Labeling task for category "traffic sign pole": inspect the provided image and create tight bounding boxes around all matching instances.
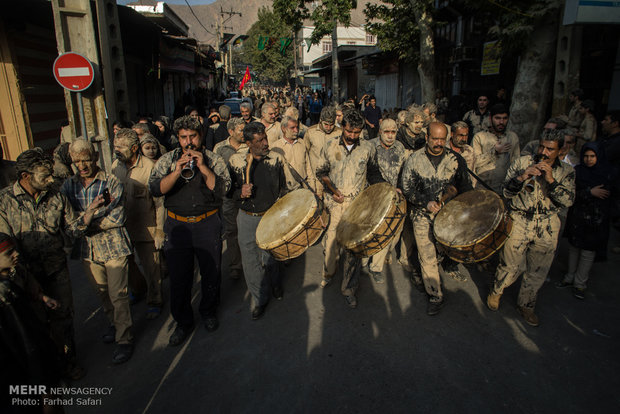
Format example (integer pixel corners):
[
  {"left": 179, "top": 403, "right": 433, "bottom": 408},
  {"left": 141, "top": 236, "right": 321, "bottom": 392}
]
[{"left": 76, "top": 92, "right": 87, "bottom": 140}]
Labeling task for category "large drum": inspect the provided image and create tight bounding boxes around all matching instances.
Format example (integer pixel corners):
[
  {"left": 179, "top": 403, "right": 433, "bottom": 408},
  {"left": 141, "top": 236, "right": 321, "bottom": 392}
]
[
  {"left": 433, "top": 190, "right": 512, "bottom": 263},
  {"left": 256, "top": 188, "right": 329, "bottom": 261},
  {"left": 336, "top": 182, "right": 407, "bottom": 257}
]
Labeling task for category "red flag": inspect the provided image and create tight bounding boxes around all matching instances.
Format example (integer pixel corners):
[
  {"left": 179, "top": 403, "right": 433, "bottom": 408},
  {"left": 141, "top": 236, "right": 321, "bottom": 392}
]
[{"left": 239, "top": 66, "right": 251, "bottom": 90}]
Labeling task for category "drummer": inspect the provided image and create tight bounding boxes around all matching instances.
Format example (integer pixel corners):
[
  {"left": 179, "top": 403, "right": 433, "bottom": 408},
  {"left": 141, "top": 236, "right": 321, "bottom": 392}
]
[
  {"left": 366, "top": 119, "right": 408, "bottom": 283},
  {"left": 400, "top": 122, "right": 472, "bottom": 316},
  {"left": 315, "top": 108, "right": 377, "bottom": 308},
  {"left": 228, "top": 122, "right": 298, "bottom": 320}
]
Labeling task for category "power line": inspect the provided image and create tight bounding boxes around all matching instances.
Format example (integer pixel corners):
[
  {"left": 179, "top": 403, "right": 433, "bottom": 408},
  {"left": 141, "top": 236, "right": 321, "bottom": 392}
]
[{"left": 184, "top": 0, "right": 215, "bottom": 36}]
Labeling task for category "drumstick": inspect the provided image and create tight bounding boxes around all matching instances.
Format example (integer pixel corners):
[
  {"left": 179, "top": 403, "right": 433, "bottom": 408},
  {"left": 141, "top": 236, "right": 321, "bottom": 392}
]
[
  {"left": 439, "top": 185, "right": 458, "bottom": 205},
  {"left": 245, "top": 153, "right": 253, "bottom": 185}
]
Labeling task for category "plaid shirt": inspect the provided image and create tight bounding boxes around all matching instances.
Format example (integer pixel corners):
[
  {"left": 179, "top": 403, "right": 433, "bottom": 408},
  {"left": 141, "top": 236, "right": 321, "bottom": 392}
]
[{"left": 61, "top": 170, "right": 132, "bottom": 262}]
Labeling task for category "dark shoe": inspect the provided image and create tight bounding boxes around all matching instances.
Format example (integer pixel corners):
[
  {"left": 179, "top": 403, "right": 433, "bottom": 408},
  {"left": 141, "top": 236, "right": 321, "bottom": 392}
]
[
  {"left": 252, "top": 305, "right": 267, "bottom": 320},
  {"left": 102, "top": 325, "right": 116, "bottom": 344},
  {"left": 369, "top": 270, "right": 384, "bottom": 284},
  {"left": 204, "top": 317, "right": 219, "bottom": 332},
  {"left": 272, "top": 286, "right": 284, "bottom": 300},
  {"left": 573, "top": 287, "right": 586, "bottom": 300},
  {"left": 112, "top": 343, "right": 133, "bottom": 365},
  {"left": 427, "top": 298, "right": 444, "bottom": 316},
  {"left": 62, "top": 362, "right": 86, "bottom": 381},
  {"left": 168, "top": 325, "right": 193, "bottom": 346},
  {"left": 518, "top": 306, "right": 539, "bottom": 327},
  {"left": 344, "top": 294, "right": 357, "bottom": 309},
  {"left": 556, "top": 280, "right": 572, "bottom": 289}
]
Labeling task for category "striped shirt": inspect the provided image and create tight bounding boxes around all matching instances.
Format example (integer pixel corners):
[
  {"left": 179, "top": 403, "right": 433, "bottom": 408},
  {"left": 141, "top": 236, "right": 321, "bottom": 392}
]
[{"left": 61, "top": 170, "right": 132, "bottom": 262}]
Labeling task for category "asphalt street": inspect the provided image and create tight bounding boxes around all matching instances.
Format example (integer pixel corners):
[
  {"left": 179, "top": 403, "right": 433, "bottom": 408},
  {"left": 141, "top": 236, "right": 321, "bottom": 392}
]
[{"left": 62, "top": 229, "right": 620, "bottom": 414}]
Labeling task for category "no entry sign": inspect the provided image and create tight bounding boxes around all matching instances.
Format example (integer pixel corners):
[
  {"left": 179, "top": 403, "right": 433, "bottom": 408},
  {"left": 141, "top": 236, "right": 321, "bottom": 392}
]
[{"left": 53, "top": 52, "right": 94, "bottom": 92}]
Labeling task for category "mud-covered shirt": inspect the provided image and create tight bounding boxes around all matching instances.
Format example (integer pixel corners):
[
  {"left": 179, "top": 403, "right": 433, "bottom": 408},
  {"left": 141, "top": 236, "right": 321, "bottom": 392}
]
[
  {"left": 368, "top": 138, "right": 407, "bottom": 187},
  {"left": 400, "top": 148, "right": 473, "bottom": 216},
  {"left": 0, "top": 182, "right": 88, "bottom": 278},
  {"left": 503, "top": 155, "right": 575, "bottom": 217},
  {"left": 472, "top": 130, "right": 520, "bottom": 192},
  {"left": 315, "top": 137, "right": 377, "bottom": 198},
  {"left": 305, "top": 124, "right": 342, "bottom": 176}
]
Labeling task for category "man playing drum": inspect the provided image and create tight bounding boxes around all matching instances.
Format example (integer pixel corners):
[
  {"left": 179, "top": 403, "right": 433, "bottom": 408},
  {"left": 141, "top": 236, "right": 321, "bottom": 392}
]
[
  {"left": 366, "top": 119, "right": 408, "bottom": 283},
  {"left": 486, "top": 129, "right": 575, "bottom": 327},
  {"left": 228, "top": 122, "right": 298, "bottom": 320},
  {"left": 315, "top": 109, "right": 377, "bottom": 308},
  {"left": 400, "top": 122, "right": 472, "bottom": 316}
]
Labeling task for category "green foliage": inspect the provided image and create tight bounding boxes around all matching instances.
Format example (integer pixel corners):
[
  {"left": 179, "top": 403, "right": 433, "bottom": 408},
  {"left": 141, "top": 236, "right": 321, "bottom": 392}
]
[
  {"left": 364, "top": 0, "right": 420, "bottom": 62},
  {"left": 243, "top": 6, "right": 294, "bottom": 84},
  {"left": 480, "top": 0, "right": 563, "bottom": 53},
  {"left": 272, "top": 0, "right": 358, "bottom": 45},
  {"left": 364, "top": 0, "right": 562, "bottom": 61}
]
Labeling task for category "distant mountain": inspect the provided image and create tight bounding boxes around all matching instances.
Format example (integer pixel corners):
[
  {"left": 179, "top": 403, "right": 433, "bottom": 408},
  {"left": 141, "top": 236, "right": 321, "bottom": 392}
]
[
  {"left": 166, "top": 0, "right": 380, "bottom": 46},
  {"left": 168, "top": 0, "right": 268, "bottom": 45}
]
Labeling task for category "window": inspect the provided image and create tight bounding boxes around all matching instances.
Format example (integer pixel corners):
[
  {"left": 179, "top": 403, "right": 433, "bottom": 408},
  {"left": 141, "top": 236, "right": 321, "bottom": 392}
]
[
  {"left": 322, "top": 41, "right": 332, "bottom": 53},
  {"left": 365, "top": 33, "right": 376, "bottom": 44}
]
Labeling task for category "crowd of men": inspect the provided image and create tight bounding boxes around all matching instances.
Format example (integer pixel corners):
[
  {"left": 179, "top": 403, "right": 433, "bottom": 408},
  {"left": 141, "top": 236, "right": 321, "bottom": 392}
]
[{"left": 1, "top": 84, "right": 619, "bottom": 406}]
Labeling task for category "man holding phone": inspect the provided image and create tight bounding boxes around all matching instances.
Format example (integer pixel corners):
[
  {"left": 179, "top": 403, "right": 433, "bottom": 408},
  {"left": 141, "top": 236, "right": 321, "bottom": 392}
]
[
  {"left": 61, "top": 139, "right": 135, "bottom": 364},
  {"left": 149, "top": 115, "right": 231, "bottom": 346}
]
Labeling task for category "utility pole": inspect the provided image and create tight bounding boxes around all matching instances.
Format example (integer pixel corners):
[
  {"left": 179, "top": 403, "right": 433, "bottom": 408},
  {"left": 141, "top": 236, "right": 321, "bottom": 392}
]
[
  {"left": 331, "top": 20, "right": 339, "bottom": 102},
  {"left": 293, "top": 31, "right": 298, "bottom": 87},
  {"left": 213, "top": 7, "right": 241, "bottom": 92}
]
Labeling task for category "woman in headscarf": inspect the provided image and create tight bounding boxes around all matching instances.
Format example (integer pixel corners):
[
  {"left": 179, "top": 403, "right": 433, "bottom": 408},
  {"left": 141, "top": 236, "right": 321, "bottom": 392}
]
[
  {"left": 558, "top": 142, "right": 618, "bottom": 299},
  {"left": 154, "top": 116, "right": 178, "bottom": 150},
  {"left": 140, "top": 133, "right": 163, "bottom": 161}
]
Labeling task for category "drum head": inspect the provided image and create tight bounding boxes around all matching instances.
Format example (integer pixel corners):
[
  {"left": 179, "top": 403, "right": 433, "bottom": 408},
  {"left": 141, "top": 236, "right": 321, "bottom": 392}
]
[
  {"left": 256, "top": 189, "right": 318, "bottom": 250},
  {"left": 433, "top": 190, "right": 504, "bottom": 247},
  {"left": 337, "top": 182, "right": 397, "bottom": 248}
]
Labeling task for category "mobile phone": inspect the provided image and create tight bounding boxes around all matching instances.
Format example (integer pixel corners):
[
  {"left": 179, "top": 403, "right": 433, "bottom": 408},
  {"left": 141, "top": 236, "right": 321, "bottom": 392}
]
[{"left": 102, "top": 188, "right": 111, "bottom": 206}]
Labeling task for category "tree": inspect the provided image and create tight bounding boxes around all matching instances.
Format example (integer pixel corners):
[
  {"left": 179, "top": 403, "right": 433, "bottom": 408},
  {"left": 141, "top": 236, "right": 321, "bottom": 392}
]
[
  {"left": 482, "top": 0, "right": 564, "bottom": 144},
  {"left": 365, "top": 0, "right": 437, "bottom": 103},
  {"left": 243, "top": 7, "right": 294, "bottom": 84},
  {"left": 366, "top": 0, "right": 563, "bottom": 142},
  {"left": 273, "top": 0, "right": 358, "bottom": 101}
]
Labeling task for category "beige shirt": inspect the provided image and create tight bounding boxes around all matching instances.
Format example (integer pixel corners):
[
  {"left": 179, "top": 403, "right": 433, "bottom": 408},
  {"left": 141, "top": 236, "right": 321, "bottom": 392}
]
[
  {"left": 472, "top": 130, "right": 520, "bottom": 192},
  {"left": 264, "top": 121, "right": 282, "bottom": 145},
  {"left": 111, "top": 155, "right": 164, "bottom": 242},
  {"left": 213, "top": 137, "right": 248, "bottom": 163},
  {"left": 305, "top": 124, "right": 342, "bottom": 174},
  {"left": 271, "top": 137, "right": 314, "bottom": 190}
]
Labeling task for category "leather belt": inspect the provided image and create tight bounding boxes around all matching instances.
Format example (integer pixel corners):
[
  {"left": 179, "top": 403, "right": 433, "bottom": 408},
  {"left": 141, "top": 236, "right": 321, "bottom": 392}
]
[
  {"left": 168, "top": 209, "right": 218, "bottom": 223},
  {"left": 243, "top": 210, "right": 266, "bottom": 217}
]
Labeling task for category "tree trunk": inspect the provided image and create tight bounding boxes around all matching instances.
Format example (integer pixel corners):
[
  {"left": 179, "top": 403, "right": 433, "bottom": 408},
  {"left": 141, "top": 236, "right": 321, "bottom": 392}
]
[
  {"left": 331, "top": 21, "right": 339, "bottom": 102},
  {"left": 509, "top": 14, "right": 559, "bottom": 145},
  {"left": 413, "top": 4, "right": 435, "bottom": 104}
]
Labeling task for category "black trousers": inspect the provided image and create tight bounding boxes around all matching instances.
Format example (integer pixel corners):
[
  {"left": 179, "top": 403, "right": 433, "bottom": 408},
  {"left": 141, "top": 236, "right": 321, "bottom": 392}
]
[{"left": 163, "top": 214, "right": 222, "bottom": 327}]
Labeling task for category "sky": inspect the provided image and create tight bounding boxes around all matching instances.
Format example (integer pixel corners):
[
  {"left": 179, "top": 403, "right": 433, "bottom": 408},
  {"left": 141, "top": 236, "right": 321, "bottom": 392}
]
[{"left": 117, "top": 1, "right": 216, "bottom": 5}]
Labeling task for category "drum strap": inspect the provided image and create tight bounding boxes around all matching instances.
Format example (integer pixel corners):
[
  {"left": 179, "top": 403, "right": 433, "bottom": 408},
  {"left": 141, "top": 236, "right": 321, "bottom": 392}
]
[
  {"left": 279, "top": 157, "right": 328, "bottom": 229},
  {"left": 464, "top": 166, "right": 501, "bottom": 196}
]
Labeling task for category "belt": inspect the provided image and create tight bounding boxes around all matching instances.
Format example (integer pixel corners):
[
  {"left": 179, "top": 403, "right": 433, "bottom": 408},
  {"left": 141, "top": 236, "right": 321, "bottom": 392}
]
[
  {"left": 243, "top": 210, "right": 266, "bottom": 217},
  {"left": 168, "top": 209, "right": 218, "bottom": 223}
]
